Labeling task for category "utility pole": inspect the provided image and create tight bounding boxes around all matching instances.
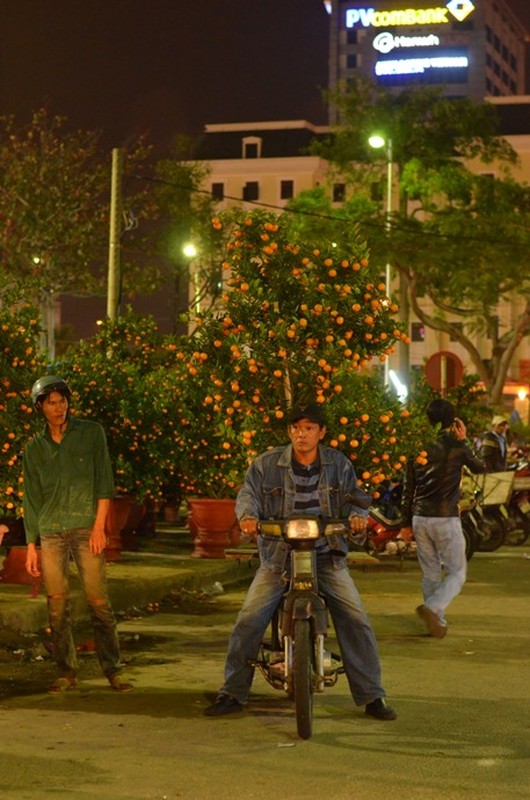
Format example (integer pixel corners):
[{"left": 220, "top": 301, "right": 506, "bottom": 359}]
[{"left": 106, "top": 148, "right": 124, "bottom": 320}]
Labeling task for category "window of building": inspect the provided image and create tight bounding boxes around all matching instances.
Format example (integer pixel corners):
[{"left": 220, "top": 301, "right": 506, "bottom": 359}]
[
  {"left": 347, "top": 29, "right": 357, "bottom": 44},
  {"left": 502, "top": 45, "right": 508, "bottom": 62},
  {"left": 347, "top": 54, "right": 357, "bottom": 69},
  {"left": 494, "top": 61, "right": 501, "bottom": 76},
  {"left": 510, "top": 55, "right": 517, "bottom": 71},
  {"left": 243, "top": 181, "right": 259, "bottom": 201},
  {"left": 493, "top": 34, "right": 500, "bottom": 52},
  {"left": 280, "top": 179, "right": 294, "bottom": 200},
  {"left": 502, "top": 71, "right": 509, "bottom": 85},
  {"left": 411, "top": 323, "right": 425, "bottom": 342},
  {"left": 211, "top": 182, "right": 224, "bottom": 201},
  {"left": 333, "top": 183, "right": 346, "bottom": 202},
  {"left": 242, "top": 136, "right": 262, "bottom": 159}
]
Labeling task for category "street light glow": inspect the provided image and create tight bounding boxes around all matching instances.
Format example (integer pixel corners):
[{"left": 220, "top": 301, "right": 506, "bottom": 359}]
[
  {"left": 389, "top": 370, "right": 408, "bottom": 402},
  {"left": 183, "top": 243, "right": 197, "bottom": 259},
  {"left": 368, "top": 134, "right": 386, "bottom": 150}
]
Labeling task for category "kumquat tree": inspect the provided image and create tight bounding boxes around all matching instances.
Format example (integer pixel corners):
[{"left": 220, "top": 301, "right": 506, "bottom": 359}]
[
  {"left": 0, "top": 286, "right": 45, "bottom": 518},
  {"left": 56, "top": 309, "right": 185, "bottom": 505},
  {"left": 174, "top": 209, "right": 430, "bottom": 500}
]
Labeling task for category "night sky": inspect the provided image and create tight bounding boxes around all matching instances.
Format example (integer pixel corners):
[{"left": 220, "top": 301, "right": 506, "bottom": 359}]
[
  {"left": 1, "top": 1, "right": 527, "bottom": 154},
  {"left": 0, "top": 0, "right": 329, "bottom": 151}
]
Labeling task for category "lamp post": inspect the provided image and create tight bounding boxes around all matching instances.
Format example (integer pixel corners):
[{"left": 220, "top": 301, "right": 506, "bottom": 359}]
[
  {"left": 183, "top": 242, "right": 201, "bottom": 316},
  {"left": 368, "top": 134, "right": 393, "bottom": 387}
]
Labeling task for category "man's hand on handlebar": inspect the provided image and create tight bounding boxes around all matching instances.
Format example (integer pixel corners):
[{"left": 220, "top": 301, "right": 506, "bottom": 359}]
[
  {"left": 347, "top": 513, "right": 368, "bottom": 546},
  {"left": 239, "top": 517, "right": 259, "bottom": 542}
]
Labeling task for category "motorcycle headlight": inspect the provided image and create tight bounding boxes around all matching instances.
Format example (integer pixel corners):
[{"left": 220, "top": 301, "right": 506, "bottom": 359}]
[{"left": 285, "top": 518, "right": 321, "bottom": 540}]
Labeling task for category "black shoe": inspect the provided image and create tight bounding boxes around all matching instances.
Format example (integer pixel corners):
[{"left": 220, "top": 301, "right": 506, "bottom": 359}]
[
  {"left": 365, "top": 698, "right": 397, "bottom": 721},
  {"left": 205, "top": 694, "right": 244, "bottom": 717}
]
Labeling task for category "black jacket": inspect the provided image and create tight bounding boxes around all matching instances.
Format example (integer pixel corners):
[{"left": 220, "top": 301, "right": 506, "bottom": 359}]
[
  {"left": 480, "top": 431, "right": 507, "bottom": 472},
  {"left": 401, "top": 430, "right": 485, "bottom": 524}
]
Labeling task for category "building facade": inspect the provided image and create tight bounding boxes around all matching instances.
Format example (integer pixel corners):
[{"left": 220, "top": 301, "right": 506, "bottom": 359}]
[{"left": 327, "top": 0, "right": 528, "bottom": 119}]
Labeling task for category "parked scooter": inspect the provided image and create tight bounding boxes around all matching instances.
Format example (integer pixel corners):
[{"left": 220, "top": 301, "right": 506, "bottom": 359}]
[
  {"left": 460, "top": 463, "right": 530, "bottom": 549},
  {"left": 365, "top": 505, "right": 417, "bottom": 558},
  {"left": 365, "top": 480, "right": 476, "bottom": 560},
  {"left": 252, "top": 514, "right": 363, "bottom": 740},
  {"left": 503, "top": 459, "right": 530, "bottom": 546}
]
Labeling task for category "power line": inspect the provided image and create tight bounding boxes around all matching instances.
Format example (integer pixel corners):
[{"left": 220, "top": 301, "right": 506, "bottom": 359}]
[{"left": 132, "top": 173, "right": 530, "bottom": 251}]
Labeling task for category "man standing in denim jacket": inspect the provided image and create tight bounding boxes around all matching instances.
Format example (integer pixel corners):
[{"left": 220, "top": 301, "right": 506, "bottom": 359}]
[{"left": 205, "top": 403, "right": 397, "bottom": 720}]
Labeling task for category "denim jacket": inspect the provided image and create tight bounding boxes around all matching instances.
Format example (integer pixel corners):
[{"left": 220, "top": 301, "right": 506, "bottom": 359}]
[{"left": 235, "top": 444, "right": 369, "bottom": 573}]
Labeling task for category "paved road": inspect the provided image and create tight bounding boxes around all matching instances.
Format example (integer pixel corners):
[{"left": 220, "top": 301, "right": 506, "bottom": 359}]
[{"left": 0, "top": 549, "right": 529, "bottom": 799}]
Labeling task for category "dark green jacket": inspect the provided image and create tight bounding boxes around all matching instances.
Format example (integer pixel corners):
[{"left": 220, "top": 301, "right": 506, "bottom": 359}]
[{"left": 23, "top": 417, "right": 115, "bottom": 544}]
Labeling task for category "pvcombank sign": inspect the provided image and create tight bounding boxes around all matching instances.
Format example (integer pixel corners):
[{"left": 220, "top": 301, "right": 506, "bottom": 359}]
[{"left": 346, "top": 0, "right": 476, "bottom": 28}]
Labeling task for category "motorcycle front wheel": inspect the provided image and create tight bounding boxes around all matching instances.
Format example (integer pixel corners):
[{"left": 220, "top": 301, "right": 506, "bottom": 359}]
[{"left": 294, "top": 619, "right": 313, "bottom": 740}]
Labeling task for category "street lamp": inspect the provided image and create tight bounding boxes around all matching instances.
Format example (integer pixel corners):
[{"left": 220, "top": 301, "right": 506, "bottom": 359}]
[
  {"left": 368, "top": 134, "right": 393, "bottom": 387},
  {"left": 182, "top": 242, "right": 201, "bottom": 315}
]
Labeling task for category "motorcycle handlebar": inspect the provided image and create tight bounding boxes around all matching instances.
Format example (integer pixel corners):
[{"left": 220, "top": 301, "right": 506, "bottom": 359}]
[{"left": 258, "top": 517, "right": 349, "bottom": 538}]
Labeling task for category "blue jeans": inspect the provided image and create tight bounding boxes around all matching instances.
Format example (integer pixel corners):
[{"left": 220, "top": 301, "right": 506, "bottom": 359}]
[
  {"left": 220, "top": 551, "right": 386, "bottom": 706},
  {"left": 40, "top": 528, "right": 121, "bottom": 678},
  {"left": 413, "top": 515, "right": 467, "bottom": 626}
]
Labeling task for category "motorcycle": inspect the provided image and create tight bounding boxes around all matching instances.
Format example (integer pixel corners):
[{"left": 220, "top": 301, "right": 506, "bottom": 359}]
[
  {"left": 363, "top": 481, "right": 415, "bottom": 558},
  {"left": 503, "top": 459, "right": 530, "bottom": 546},
  {"left": 365, "top": 480, "right": 476, "bottom": 560},
  {"left": 252, "top": 514, "right": 360, "bottom": 740},
  {"left": 366, "top": 501, "right": 476, "bottom": 561},
  {"left": 365, "top": 506, "right": 417, "bottom": 558},
  {"left": 460, "top": 464, "right": 530, "bottom": 550}
]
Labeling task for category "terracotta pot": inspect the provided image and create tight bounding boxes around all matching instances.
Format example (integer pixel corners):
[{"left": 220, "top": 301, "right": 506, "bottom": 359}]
[
  {"left": 105, "top": 496, "right": 133, "bottom": 561},
  {"left": 120, "top": 500, "right": 146, "bottom": 551},
  {"left": 188, "top": 498, "right": 237, "bottom": 558}
]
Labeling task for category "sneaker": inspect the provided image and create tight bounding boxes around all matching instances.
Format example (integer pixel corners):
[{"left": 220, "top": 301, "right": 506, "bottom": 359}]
[
  {"left": 365, "top": 698, "right": 398, "bottom": 721},
  {"left": 416, "top": 604, "right": 447, "bottom": 639},
  {"left": 205, "top": 694, "right": 244, "bottom": 716},
  {"left": 108, "top": 673, "right": 134, "bottom": 693}
]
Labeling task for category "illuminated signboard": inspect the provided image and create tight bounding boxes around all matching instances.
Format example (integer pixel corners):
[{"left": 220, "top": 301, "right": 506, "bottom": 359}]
[
  {"left": 375, "top": 55, "right": 468, "bottom": 75},
  {"left": 346, "top": 0, "right": 476, "bottom": 28},
  {"left": 373, "top": 32, "right": 440, "bottom": 54}
]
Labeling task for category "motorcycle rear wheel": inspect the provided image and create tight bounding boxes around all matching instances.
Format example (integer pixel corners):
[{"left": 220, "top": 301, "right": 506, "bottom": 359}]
[
  {"left": 476, "top": 509, "right": 507, "bottom": 552},
  {"left": 504, "top": 506, "right": 530, "bottom": 546},
  {"left": 294, "top": 619, "right": 313, "bottom": 740}
]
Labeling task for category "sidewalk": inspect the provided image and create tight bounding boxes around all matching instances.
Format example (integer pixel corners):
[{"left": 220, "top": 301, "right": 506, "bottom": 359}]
[
  {"left": 0, "top": 520, "right": 383, "bottom": 635},
  {"left": 0, "top": 523, "right": 258, "bottom": 634}
]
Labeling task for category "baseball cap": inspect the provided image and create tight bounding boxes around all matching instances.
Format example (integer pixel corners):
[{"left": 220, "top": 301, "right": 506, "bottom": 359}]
[
  {"left": 287, "top": 403, "right": 326, "bottom": 426},
  {"left": 491, "top": 415, "right": 508, "bottom": 426}
]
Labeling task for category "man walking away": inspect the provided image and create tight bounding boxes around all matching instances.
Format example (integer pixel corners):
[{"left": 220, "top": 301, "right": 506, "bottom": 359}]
[{"left": 400, "top": 399, "right": 485, "bottom": 639}]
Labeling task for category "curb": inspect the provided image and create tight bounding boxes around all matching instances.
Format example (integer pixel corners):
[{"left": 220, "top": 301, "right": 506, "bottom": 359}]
[{"left": 0, "top": 538, "right": 257, "bottom": 634}]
